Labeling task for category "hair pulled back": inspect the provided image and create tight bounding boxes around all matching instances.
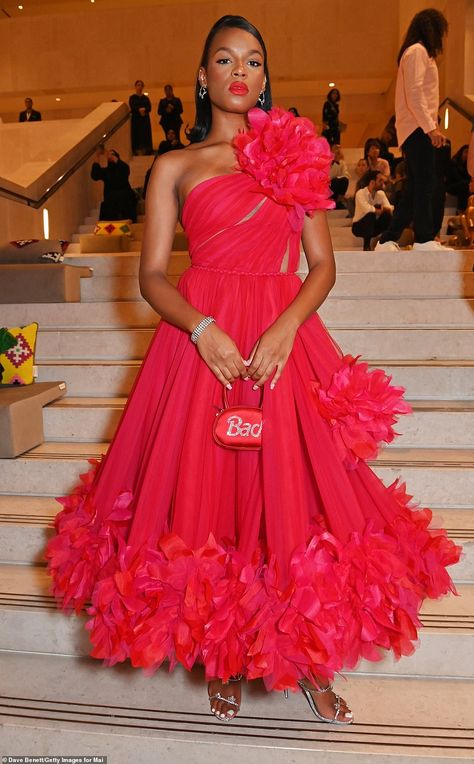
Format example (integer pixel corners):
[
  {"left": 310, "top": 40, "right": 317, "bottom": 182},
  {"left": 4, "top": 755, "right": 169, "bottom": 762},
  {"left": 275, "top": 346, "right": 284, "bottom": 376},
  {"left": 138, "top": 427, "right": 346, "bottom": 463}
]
[{"left": 186, "top": 14, "right": 272, "bottom": 143}]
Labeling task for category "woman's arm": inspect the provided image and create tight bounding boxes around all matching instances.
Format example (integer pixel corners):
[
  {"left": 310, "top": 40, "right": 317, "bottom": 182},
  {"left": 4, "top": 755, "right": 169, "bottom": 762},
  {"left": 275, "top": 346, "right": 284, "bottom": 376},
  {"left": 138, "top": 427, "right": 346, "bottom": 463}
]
[
  {"left": 246, "top": 211, "right": 335, "bottom": 389},
  {"left": 139, "top": 154, "right": 247, "bottom": 387}
]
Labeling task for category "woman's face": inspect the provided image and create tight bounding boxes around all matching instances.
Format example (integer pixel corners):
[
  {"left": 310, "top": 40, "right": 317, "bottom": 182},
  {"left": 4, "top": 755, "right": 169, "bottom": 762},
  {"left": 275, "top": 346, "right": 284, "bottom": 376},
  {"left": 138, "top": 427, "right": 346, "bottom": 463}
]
[
  {"left": 329, "top": 89, "right": 339, "bottom": 103},
  {"left": 135, "top": 81, "right": 144, "bottom": 94},
  {"left": 356, "top": 158, "right": 368, "bottom": 176},
  {"left": 368, "top": 144, "right": 380, "bottom": 159},
  {"left": 199, "top": 27, "right": 266, "bottom": 115}
]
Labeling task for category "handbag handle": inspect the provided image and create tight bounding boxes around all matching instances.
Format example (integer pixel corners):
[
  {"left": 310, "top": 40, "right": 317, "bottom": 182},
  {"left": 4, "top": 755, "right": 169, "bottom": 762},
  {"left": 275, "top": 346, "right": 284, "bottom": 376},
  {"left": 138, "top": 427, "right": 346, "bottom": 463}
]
[{"left": 222, "top": 382, "right": 264, "bottom": 410}]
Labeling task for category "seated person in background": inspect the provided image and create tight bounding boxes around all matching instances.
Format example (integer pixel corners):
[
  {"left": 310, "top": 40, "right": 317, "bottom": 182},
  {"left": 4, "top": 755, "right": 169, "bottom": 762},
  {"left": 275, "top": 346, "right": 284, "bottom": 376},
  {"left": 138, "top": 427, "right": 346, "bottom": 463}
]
[
  {"left": 388, "top": 160, "right": 407, "bottom": 207},
  {"left": 91, "top": 147, "right": 137, "bottom": 223},
  {"left": 345, "top": 158, "right": 369, "bottom": 217},
  {"left": 351, "top": 170, "right": 394, "bottom": 250},
  {"left": 157, "top": 128, "right": 185, "bottom": 155},
  {"left": 379, "top": 127, "right": 397, "bottom": 174},
  {"left": 288, "top": 106, "right": 301, "bottom": 117},
  {"left": 329, "top": 144, "right": 350, "bottom": 209},
  {"left": 446, "top": 144, "right": 471, "bottom": 212},
  {"left": 364, "top": 138, "right": 391, "bottom": 178},
  {"left": 19, "top": 97, "right": 41, "bottom": 122}
]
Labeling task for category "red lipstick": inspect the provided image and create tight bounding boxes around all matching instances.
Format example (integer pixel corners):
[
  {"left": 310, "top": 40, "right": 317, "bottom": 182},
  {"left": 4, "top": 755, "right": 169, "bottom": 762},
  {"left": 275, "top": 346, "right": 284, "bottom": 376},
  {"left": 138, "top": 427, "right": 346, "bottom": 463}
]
[{"left": 229, "top": 82, "right": 249, "bottom": 95}]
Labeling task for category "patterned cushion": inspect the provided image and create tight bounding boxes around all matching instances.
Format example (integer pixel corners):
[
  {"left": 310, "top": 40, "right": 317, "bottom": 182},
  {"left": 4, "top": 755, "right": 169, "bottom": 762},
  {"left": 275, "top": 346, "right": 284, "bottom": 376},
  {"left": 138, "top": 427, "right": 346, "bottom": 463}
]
[
  {"left": 0, "top": 239, "right": 69, "bottom": 264},
  {"left": 0, "top": 323, "right": 38, "bottom": 385},
  {"left": 94, "top": 220, "right": 132, "bottom": 236}
]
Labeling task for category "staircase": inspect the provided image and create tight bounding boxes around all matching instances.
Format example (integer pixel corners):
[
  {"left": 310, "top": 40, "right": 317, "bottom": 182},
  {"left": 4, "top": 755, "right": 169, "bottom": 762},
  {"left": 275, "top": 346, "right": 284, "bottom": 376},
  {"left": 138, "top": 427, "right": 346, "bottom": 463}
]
[{"left": 1, "top": 158, "right": 473, "bottom": 760}]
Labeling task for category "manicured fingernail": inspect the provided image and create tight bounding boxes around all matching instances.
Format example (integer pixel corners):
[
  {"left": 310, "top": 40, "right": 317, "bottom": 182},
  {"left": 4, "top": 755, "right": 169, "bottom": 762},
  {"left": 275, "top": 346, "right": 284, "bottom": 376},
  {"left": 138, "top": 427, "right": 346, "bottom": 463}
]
[
  {"left": 243, "top": 359, "right": 251, "bottom": 365},
  {"left": 219, "top": 713, "right": 225, "bottom": 718},
  {"left": 226, "top": 383, "right": 232, "bottom": 390},
  {"left": 253, "top": 384, "right": 258, "bottom": 390},
  {"left": 270, "top": 382, "right": 275, "bottom": 390},
  {"left": 243, "top": 376, "right": 249, "bottom": 380}
]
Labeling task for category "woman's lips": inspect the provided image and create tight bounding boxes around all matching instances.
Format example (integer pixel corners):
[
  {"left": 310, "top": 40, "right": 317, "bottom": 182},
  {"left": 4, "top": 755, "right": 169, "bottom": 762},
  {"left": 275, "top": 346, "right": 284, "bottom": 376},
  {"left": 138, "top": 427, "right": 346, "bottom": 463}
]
[{"left": 229, "top": 83, "right": 249, "bottom": 95}]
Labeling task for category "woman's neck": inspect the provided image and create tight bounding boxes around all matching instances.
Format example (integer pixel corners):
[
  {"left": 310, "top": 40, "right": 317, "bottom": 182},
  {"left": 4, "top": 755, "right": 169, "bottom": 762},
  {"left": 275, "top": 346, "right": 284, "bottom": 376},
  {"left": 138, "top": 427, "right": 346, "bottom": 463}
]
[{"left": 206, "top": 109, "right": 249, "bottom": 145}]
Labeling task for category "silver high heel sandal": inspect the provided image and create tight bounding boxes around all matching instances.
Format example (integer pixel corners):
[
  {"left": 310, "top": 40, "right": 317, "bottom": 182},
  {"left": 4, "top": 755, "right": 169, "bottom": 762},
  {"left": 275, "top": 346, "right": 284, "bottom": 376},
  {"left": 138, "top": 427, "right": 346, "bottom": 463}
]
[
  {"left": 208, "top": 674, "right": 242, "bottom": 722},
  {"left": 297, "top": 679, "right": 354, "bottom": 725}
]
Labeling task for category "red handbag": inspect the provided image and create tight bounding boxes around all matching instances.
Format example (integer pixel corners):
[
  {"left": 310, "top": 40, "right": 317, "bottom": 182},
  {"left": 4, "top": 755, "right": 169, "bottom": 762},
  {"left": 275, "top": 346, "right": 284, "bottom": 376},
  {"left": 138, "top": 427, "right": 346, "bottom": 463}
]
[{"left": 213, "top": 384, "right": 264, "bottom": 450}]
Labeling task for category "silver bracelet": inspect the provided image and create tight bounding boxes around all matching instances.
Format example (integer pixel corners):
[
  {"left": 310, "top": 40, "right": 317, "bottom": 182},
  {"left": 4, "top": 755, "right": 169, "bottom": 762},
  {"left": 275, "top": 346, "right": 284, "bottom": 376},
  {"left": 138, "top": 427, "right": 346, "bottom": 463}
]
[{"left": 190, "top": 315, "right": 215, "bottom": 344}]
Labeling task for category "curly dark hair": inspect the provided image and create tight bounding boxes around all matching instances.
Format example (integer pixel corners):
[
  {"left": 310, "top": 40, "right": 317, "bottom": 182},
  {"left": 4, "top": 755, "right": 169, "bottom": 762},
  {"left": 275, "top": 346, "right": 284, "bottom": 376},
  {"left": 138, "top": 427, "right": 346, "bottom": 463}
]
[{"left": 397, "top": 8, "right": 448, "bottom": 64}]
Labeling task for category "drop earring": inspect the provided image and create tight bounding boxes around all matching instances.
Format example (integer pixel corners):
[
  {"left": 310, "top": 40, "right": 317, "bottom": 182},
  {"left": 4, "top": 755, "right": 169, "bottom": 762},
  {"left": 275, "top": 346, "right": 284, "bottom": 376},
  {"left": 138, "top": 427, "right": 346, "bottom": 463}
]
[
  {"left": 199, "top": 84, "right": 207, "bottom": 99},
  {"left": 258, "top": 90, "right": 265, "bottom": 106}
]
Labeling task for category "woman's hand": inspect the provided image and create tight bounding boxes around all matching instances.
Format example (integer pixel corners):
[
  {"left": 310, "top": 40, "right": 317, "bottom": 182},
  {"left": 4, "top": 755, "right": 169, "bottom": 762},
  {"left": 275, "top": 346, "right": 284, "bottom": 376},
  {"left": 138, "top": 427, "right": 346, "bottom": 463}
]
[
  {"left": 195, "top": 323, "right": 248, "bottom": 389},
  {"left": 246, "top": 318, "right": 298, "bottom": 390}
]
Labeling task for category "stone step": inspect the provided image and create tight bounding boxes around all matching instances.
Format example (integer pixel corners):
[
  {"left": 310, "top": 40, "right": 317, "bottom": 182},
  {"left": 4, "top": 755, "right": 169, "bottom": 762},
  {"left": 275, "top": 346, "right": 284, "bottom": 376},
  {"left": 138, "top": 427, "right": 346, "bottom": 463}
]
[
  {"left": 63, "top": 250, "right": 474, "bottom": 274},
  {"left": 35, "top": 326, "right": 474, "bottom": 361},
  {"left": 79, "top": 272, "right": 474, "bottom": 300},
  {"left": 1, "top": 444, "right": 473, "bottom": 506},
  {"left": 39, "top": 397, "right": 474, "bottom": 449},
  {"left": 0, "top": 563, "right": 471, "bottom": 666},
  {"left": 36, "top": 359, "right": 474, "bottom": 399},
  {"left": 1, "top": 653, "right": 472, "bottom": 761},
  {"left": 4, "top": 296, "right": 474, "bottom": 329}
]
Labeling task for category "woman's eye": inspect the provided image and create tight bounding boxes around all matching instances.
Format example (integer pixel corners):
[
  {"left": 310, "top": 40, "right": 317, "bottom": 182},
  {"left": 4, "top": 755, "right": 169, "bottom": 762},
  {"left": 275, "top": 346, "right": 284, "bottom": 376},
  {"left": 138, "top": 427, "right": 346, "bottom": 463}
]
[
  {"left": 216, "top": 58, "right": 231, "bottom": 64},
  {"left": 248, "top": 60, "right": 262, "bottom": 67}
]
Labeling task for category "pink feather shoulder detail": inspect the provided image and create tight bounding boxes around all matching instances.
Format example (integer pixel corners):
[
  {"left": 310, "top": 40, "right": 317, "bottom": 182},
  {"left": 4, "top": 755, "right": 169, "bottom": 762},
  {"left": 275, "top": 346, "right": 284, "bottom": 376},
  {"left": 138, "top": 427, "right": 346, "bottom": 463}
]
[{"left": 233, "top": 106, "right": 335, "bottom": 229}]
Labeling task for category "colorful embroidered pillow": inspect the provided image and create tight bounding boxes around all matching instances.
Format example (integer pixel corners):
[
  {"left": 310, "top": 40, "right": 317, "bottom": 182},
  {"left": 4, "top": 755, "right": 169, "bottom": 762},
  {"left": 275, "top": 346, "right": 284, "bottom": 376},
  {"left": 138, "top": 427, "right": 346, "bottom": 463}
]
[
  {"left": 0, "top": 239, "right": 69, "bottom": 264},
  {"left": 0, "top": 323, "right": 38, "bottom": 385},
  {"left": 94, "top": 220, "right": 132, "bottom": 236}
]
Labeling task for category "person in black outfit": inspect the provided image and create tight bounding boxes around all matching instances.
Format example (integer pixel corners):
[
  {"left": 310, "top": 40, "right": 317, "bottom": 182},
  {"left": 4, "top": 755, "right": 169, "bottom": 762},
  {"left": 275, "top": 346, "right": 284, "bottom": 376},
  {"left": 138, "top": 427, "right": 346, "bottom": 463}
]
[
  {"left": 446, "top": 144, "right": 471, "bottom": 212},
  {"left": 129, "top": 80, "right": 153, "bottom": 155},
  {"left": 19, "top": 97, "right": 41, "bottom": 122},
  {"left": 158, "top": 84, "right": 183, "bottom": 140},
  {"left": 432, "top": 137, "right": 451, "bottom": 236},
  {"left": 157, "top": 128, "right": 185, "bottom": 156},
  {"left": 91, "top": 148, "right": 137, "bottom": 222},
  {"left": 322, "top": 88, "right": 341, "bottom": 146}
]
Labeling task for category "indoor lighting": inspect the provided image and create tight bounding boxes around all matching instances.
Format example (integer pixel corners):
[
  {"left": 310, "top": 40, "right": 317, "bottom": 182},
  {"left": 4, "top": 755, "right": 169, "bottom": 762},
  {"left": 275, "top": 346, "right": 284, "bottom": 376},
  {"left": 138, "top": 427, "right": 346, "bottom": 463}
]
[
  {"left": 43, "top": 209, "right": 50, "bottom": 240},
  {"left": 328, "top": 82, "right": 336, "bottom": 87},
  {"left": 144, "top": 91, "right": 149, "bottom": 96},
  {"left": 444, "top": 106, "right": 449, "bottom": 130},
  {"left": 55, "top": 97, "right": 61, "bottom": 102},
  {"left": 18, "top": 4, "right": 24, "bottom": 9}
]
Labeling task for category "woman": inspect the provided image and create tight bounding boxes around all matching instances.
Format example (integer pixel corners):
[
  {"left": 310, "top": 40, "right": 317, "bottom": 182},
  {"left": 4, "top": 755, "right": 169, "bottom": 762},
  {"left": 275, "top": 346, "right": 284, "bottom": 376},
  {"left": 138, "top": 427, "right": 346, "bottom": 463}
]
[
  {"left": 158, "top": 84, "right": 184, "bottom": 141},
  {"left": 446, "top": 144, "right": 471, "bottom": 213},
  {"left": 90, "top": 147, "right": 137, "bottom": 222},
  {"left": 376, "top": 9, "right": 453, "bottom": 252},
  {"left": 364, "top": 138, "right": 391, "bottom": 178},
  {"left": 322, "top": 88, "right": 341, "bottom": 146},
  {"left": 46, "top": 15, "right": 460, "bottom": 726},
  {"left": 129, "top": 79, "right": 153, "bottom": 155}
]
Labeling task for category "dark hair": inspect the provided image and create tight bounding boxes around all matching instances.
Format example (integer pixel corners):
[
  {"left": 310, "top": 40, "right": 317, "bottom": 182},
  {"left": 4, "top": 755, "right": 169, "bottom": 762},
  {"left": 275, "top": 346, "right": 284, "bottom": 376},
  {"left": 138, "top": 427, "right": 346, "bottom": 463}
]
[
  {"left": 288, "top": 106, "right": 300, "bottom": 117},
  {"left": 397, "top": 9, "right": 448, "bottom": 64},
  {"left": 326, "top": 88, "right": 340, "bottom": 103},
  {"left": 453, "top": 144, "right": 469, "bottom": 164},
  {"left": 135, "top": 80, "right": 144, "bottom": 87},
  {"left": 109, "top": 149, "right": 120, "bottom": 160},
  {"left": 364, "top": 138, "right": 382, "bottom": 158},
  {"left": 359, "top": 169, "right": 380, "bottom": 188},
  {"left": 186, "top": 15, "right": 272, "bottom": 143}
]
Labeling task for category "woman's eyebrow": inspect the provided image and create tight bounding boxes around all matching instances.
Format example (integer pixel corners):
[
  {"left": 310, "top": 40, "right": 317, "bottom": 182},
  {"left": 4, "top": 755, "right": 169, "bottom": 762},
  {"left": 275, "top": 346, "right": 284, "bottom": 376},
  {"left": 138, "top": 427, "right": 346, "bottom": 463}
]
[{"left": 213, "top": 46, "right": 263, "bottom": 57}]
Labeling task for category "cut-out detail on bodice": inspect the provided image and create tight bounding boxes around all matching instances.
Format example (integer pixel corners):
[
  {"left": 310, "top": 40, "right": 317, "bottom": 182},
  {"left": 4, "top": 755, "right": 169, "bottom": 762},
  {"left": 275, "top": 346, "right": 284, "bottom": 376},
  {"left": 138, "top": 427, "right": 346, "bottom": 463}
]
[{"left": 182, "top": 172, "right": 302, "bottom": 276}]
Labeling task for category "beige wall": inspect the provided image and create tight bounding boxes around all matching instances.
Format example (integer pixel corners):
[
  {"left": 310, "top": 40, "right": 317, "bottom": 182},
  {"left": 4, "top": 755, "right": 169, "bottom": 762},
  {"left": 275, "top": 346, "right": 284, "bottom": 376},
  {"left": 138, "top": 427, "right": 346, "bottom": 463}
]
[{"left": 0, "top": 0, "right": 472, "bottom": 147}]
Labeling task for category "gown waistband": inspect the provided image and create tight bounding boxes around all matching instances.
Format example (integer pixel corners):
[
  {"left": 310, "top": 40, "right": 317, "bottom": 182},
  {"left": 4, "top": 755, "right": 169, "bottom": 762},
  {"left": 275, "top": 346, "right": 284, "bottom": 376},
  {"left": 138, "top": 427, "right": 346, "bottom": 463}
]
[{"left": 189, "top": 264, "right": 296, "bottom": 277}]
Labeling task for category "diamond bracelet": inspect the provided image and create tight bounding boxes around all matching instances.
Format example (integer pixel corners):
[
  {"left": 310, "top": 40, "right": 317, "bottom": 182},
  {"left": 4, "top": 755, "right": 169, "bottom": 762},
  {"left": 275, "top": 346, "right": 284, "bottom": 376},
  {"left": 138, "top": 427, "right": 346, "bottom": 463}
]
[{"left": 190, "top": 315, "right": 215, "bottom": 344}]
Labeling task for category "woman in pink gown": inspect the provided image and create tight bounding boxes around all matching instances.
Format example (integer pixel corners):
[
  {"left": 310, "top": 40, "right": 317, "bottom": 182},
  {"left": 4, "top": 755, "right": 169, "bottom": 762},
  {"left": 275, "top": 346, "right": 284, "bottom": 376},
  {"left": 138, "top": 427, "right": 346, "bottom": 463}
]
[{"left": 45, "top": 15, "right": 461, "bottom": 725}]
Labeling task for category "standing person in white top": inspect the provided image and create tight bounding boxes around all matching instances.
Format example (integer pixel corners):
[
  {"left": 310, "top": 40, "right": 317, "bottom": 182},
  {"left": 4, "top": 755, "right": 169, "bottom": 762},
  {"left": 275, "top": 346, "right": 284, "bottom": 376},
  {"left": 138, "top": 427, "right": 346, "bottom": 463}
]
[
  {"left": 352, "top": 171, "right": 394, "bottom": 250},
  {"left": 376, "top": 9, "right": 452, "bottom": 252}
]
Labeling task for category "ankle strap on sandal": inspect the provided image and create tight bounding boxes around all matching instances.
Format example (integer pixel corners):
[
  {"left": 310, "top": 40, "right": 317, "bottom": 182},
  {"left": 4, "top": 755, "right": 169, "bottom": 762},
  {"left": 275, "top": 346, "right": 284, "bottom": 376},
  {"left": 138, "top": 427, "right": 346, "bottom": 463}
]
[{"left": 298, "top": 679, "right": 334, "bottom": 694}]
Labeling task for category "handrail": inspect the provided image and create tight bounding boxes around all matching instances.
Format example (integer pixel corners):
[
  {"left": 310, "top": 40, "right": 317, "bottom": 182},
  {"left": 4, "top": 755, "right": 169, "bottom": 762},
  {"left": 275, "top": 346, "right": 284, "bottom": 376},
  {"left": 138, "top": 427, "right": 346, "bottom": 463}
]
[
  {"left": 439, "top": 97, "right": 474, "bottom": 125},
  {"left": 0, "top": 111, "right": 130, "bottom": 209}
]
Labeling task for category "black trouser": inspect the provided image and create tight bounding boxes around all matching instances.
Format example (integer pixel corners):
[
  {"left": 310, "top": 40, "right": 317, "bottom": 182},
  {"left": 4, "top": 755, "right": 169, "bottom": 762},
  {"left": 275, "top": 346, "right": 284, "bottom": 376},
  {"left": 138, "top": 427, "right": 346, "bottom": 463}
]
[
  {"left": 330, "top": 176, "right": 349, "bottom": 205},
  {"left": 379, "top": 128, "right": 435, "bottom": 244},
  {"left": 446, "top": 180, "right": 470, "bottom": 212},
  {"left": 352, "top": 210, "right": 392, "bottom": 249}
]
